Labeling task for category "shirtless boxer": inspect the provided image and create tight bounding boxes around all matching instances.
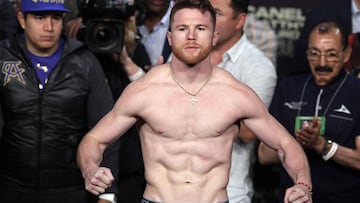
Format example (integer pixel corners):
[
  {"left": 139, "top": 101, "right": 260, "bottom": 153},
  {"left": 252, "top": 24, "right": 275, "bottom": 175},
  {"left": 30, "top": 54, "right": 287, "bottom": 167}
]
[{"left": 77, "top": 0, "right": 312, "bottom": 202}]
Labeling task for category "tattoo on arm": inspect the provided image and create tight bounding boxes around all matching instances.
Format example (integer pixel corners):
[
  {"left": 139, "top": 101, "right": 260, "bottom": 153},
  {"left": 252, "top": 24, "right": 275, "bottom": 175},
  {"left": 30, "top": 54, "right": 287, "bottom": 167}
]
[{"left": 281, "top": 153, "right": 286, "bottom": 164}]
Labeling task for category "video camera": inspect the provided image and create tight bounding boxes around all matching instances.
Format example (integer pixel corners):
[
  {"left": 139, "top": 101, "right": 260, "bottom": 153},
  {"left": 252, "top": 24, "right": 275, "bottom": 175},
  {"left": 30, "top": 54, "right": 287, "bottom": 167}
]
[{"left": 78, "top": 0, "right": 136, "bottom": 53}]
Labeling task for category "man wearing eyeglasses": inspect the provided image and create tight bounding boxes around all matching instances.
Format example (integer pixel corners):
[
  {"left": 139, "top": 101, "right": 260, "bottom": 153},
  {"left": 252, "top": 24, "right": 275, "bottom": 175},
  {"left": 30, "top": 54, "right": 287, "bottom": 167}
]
[{"left": 257, "top": 21, "right": 360, "bottom": 203}]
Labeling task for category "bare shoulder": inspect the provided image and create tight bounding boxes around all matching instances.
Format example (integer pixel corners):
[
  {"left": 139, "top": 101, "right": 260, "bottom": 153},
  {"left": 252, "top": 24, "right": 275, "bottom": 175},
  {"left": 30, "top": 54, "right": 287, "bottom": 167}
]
[
  {"left": 113, "top": 63, "right": 171, "bottom": 110},
  {"left": 212, "top": 66, "right": 256, "bottom": 95},
  {"left": 211, "top": 66, "right": 267, "bottom": 115},
  {"left": 125, "top": 63, "right": 170, "bottom": 91}
]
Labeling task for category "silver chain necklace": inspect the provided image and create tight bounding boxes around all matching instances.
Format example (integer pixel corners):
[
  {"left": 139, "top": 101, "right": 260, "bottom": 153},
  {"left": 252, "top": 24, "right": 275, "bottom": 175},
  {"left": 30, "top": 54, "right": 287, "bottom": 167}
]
[{"left": 170, "top": 64, "right": 213, "bottom": 105}]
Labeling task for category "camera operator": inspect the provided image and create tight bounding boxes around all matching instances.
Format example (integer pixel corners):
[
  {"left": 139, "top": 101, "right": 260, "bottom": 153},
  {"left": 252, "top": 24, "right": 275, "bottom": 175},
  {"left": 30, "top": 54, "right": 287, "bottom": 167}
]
[
  {"left": 65, "top": 0, "right": 151, "bottom": 78},
  {"left": 65, "top": 1, "right": 151, "bottom": 203}
]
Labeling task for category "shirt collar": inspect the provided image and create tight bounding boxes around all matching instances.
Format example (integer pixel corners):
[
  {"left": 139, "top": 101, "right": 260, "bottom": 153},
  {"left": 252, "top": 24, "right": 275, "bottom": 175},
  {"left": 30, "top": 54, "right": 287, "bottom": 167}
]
[
  {"left": 160, "top": 0, "right": 174, "bottom": 28},
  {"left": 224, "top": 34, "right": 247, "bottom": 64}
]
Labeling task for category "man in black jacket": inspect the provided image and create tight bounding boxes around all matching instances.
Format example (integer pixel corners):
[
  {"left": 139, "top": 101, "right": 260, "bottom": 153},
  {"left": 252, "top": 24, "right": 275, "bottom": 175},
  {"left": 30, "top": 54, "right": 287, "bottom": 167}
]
[{"left": 0, "top": 1, "right": 114, "bottom": 203}]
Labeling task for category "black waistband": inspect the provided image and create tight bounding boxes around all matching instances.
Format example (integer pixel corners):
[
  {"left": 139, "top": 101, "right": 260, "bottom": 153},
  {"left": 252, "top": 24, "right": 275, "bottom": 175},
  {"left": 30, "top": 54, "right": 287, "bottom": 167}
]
[{"left": 141, "top": 197, "right": 229, "bottom": 203}]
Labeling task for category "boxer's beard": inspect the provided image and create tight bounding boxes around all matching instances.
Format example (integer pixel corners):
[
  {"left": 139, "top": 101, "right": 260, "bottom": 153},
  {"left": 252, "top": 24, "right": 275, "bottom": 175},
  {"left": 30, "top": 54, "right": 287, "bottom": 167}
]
[{"left": 315, "top": 66, "right": 333, "bottom": 73}]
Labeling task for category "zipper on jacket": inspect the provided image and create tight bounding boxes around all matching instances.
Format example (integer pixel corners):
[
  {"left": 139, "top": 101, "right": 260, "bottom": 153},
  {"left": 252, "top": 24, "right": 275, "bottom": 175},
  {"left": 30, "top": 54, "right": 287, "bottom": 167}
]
[{"left": 36, "top": 82, "right": 44, "bottom": 191}]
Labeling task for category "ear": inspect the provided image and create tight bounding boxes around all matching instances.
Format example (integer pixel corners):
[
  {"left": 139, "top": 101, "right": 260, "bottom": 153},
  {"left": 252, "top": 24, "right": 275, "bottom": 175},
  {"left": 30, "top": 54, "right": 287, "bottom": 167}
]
[
  {"left": 166, "top": 31, "right": 172, "bottom": 46},
  {"left": 212, "top": 31, "right": 220, "bottom": 46},
  {"left": 235, "top": 13, "right": 247, "bottom": 30},
  {"left": 343, "top": 44, "right": 352, "bottom": 63},
  {"left": 17, "top": 12, "right": 26, "bottom": 30}
]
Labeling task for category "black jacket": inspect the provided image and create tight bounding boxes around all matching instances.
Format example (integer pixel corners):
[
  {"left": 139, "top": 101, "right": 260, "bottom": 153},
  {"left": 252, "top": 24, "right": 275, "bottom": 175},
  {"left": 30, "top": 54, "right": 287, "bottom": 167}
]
[{"left": 0, "top": 35, "right": 114, "bottom": 191}]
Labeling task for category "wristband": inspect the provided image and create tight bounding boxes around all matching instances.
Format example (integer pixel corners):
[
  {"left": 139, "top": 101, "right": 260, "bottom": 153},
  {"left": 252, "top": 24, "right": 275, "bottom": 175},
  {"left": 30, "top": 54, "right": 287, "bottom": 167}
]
[
  {"left": 99, "top": 193, "right": 117, "bottom": 203},
  {"left": 322, "top": 141, "right": 338, "bottom": 161},
  {"left": 129, "top": 68, "right": 145, "bottom": 81}
]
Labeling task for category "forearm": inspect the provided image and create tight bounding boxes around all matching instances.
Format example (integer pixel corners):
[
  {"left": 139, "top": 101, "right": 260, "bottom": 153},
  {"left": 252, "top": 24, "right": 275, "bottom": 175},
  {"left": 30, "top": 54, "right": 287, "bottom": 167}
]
[
  {"left": 281, "top": 136, "right": 312, "bottom": 187},
  {"left": 307, "top": 135, "right": 360, "bottom": 170},
  {"left": 122, "top": 56, "right": 144, "bottom": 78},
  {"left": 77, "top": 133, "right": 116, "bottom": 195},
  {"left": 118, "top": 49, "right": 145, "bottom": 81},
  {"left": 77, "top": 134, "right": 105, "bottom": 175},
  {"left": 331, "top": 145, "right": 360, "bottom": 170}
]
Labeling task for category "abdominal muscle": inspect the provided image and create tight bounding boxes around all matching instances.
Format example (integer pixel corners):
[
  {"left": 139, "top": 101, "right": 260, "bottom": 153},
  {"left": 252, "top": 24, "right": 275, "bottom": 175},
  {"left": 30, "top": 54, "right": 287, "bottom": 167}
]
[{"left": 139, "top": 123, "right": 236, "bottom": 203}]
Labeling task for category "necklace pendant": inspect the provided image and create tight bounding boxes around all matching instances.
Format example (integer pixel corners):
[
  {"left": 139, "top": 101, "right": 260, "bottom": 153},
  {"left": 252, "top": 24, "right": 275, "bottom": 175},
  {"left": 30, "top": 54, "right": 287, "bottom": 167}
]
[{"left": 190, "top": 97, "right": 198, "bottom": 105}]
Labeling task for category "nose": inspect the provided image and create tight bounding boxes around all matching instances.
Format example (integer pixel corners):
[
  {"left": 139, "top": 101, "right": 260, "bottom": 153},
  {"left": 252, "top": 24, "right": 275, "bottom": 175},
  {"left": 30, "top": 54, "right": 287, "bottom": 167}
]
[
  {"left": 44, "top": 17, "right": 54, "bottom": 31},
  {"left": 318, "top": 54, "right": 328, "bottom": 66},
  {"left": 187, "top": 28, "right": 196, "bottom": 40}
]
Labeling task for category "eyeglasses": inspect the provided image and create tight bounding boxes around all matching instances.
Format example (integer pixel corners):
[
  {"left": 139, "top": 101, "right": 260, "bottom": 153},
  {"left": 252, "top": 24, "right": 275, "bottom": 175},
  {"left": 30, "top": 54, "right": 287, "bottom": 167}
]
[{"left": 306, "top": 49, "right": 343, "bottom": 62}]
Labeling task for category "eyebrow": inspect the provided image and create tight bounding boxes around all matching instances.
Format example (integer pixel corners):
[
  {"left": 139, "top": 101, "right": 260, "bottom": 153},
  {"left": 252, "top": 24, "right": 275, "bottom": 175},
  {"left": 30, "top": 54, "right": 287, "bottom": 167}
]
[
  {"left": 174, "top": 23, "right": 210, "bottom": 28},
  {"left": 308, "top": 47, "right": 338, "bottom": 52},
  {"left": 214, "top": 8, "right": 222, "bottom": 13}
]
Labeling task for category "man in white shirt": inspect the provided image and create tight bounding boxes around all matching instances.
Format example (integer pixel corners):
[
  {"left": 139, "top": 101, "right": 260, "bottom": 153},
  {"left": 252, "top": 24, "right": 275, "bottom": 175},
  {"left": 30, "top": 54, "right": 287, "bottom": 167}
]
[
  {"left": 210, "top": 0, "right": 277, "bottom": 202},
  {"left": 138, "top": 0, "right": 174, "bottom": 67}
]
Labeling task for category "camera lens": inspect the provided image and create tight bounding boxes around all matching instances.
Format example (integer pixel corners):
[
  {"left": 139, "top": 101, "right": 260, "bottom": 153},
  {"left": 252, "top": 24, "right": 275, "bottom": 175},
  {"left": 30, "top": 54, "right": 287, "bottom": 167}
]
[
  {"left": 93, "top": 24, "right": 115, "bottom": 46},
  {"left": 85, "top": 19, "right": 124, "bottom": 53}
]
